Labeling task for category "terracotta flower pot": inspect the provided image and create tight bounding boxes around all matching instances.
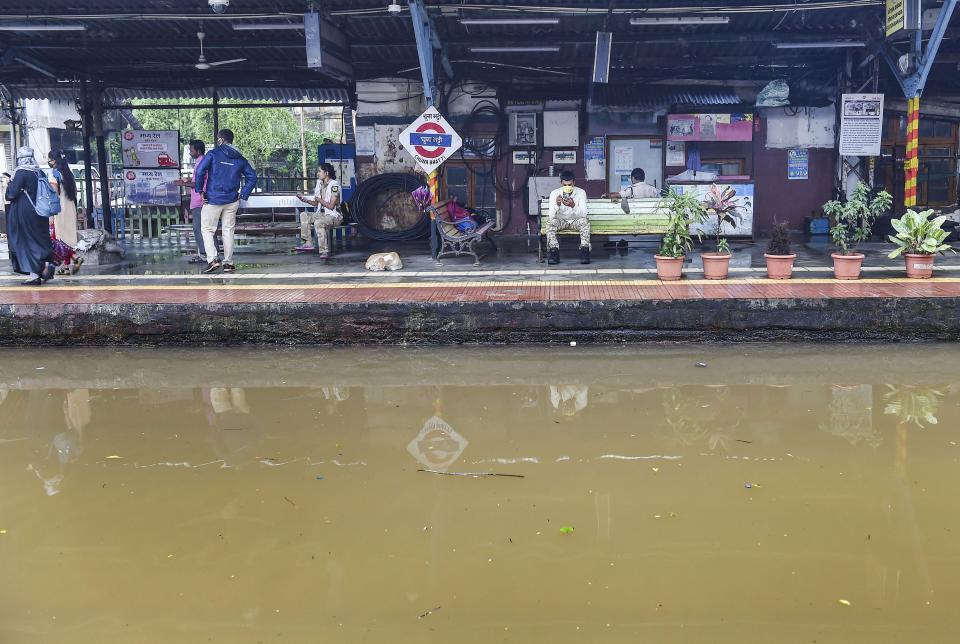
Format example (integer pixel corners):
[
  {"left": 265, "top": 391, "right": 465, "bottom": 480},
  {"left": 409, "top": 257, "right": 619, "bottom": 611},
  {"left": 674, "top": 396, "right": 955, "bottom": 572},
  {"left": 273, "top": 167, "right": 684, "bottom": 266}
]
[
  {"left": 655, "top": 255, "right": 684, "bottom": 281},
  {"left": 831, "top": 252, "right": 864, "bottom": 280},
  {"left": 764, "top": 253, "right": 796, "bottom": 280},
  {"left": 904, "top": 253, "right": 935, "bottom": 279},
  {"left": 701, "top": 253, "right": 731, "bottom": 280}
]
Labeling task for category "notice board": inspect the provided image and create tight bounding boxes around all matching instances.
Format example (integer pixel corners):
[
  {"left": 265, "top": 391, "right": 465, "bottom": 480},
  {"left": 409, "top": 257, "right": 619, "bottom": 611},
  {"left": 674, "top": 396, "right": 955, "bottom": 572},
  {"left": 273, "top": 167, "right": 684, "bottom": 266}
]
[{"left": 839, "top": 94, "right": 883, "bottom": 157}]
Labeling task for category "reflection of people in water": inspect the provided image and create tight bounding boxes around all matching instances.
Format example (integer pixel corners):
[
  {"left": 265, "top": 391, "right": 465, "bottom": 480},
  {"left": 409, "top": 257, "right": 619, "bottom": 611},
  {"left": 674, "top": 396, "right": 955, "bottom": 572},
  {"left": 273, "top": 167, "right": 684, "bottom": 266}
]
[
  {"left": 209, "top": 387, "right": 251, "bottom": 416},
  {"left": 321, "top": 387, "right": 350, "bottom": 416},
  {"left": 550, "top": 385, "right": 589, "bottom": 417},
  {"left": 28, "top": 388, "right": 90, "bottom": 496}
]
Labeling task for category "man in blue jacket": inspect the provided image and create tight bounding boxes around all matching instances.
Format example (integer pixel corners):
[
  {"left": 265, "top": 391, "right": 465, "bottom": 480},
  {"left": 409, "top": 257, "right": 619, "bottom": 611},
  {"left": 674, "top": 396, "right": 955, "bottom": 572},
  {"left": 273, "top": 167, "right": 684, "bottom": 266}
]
[{"left": 194, "top": 128, "right": 257, "bottom": 273}]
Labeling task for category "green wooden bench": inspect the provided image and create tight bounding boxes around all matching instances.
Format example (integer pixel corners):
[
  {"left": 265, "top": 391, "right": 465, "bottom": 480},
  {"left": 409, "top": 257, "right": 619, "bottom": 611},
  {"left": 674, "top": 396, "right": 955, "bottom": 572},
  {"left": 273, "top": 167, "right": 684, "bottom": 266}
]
[{"left": 537, "top": 197, "right": 668, "bottom": 261}]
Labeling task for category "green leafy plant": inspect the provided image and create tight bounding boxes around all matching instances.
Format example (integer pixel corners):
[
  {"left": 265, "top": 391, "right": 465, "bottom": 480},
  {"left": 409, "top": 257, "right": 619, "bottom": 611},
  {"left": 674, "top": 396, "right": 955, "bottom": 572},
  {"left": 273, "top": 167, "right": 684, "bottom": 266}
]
[
  {"left": 657, "top": 188, "right": 707, "bottom": 258},
  {"left": 701, "top": 184, "right": 742, "bottom": 255},
  {"left": 887, "top": 208, "right": 955, "bottom": 258},
  {"left": 822, "top": 183, "right": 893, "bottom": 255},
  {"left": 765, "top": 221, "right": 792, "bottom": 255}
]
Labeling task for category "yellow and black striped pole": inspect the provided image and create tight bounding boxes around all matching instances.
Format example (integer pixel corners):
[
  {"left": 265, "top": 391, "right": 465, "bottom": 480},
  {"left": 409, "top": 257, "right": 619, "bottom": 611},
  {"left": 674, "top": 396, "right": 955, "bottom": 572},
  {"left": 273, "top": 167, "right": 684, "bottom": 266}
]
[
  {"left": 904, "top": 95, "right": 920, "bottom": 208},
  {"left": 428, "top": 169, "right": 439, "bottom": 260}
]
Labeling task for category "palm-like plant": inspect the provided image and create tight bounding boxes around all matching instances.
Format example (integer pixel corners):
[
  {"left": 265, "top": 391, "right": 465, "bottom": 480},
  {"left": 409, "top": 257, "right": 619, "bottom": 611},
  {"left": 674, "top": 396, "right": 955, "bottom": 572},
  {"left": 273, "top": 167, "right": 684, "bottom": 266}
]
[
  {"left": 887, "top": 208, "right": 955, "bottom": 258},
  {"left": 657, "top": 188, "right": 707, "bottom": 258},
  {"left": 883, "top": 385, "right": 943, "bottom": 428},
  {"left": 701, "top": 184, "right": 742, "bottom": 255}
]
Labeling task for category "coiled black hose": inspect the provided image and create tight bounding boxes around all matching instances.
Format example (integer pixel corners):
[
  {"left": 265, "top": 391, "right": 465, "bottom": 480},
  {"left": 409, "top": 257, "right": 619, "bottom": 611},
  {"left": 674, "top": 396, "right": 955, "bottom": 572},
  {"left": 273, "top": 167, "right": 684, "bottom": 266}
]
[{"left": 348, "top": 173, "right": 429, "bottom": 242}]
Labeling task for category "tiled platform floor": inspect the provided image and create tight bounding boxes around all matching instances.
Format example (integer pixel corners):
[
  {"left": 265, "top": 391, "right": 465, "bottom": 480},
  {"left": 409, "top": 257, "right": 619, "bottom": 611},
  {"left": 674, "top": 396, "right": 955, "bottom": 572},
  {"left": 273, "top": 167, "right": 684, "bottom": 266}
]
[{"left": 3, "top": 276, "right": 960, "bottom": 306}]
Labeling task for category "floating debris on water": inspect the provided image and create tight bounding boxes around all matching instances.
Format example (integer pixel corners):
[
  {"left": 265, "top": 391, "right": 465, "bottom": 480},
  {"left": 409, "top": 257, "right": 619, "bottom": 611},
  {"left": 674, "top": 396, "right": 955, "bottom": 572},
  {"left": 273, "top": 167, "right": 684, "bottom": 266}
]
[{"left": 560, "top": 526, "right": 575, "bottom": 534}]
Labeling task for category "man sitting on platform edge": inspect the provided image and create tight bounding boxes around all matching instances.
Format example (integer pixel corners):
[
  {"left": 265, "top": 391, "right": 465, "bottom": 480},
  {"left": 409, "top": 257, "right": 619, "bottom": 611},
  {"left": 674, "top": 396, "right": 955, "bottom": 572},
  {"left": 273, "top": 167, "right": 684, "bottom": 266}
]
[{"left": 546, "top": 170, "right": 590, "bottom": 265}]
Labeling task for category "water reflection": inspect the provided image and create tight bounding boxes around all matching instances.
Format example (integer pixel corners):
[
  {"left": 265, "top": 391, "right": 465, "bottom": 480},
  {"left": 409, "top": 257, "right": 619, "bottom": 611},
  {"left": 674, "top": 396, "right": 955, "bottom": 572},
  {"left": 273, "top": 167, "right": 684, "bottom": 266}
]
[{"left": 1, "top": 346, "right": 960, "bottom": 643}]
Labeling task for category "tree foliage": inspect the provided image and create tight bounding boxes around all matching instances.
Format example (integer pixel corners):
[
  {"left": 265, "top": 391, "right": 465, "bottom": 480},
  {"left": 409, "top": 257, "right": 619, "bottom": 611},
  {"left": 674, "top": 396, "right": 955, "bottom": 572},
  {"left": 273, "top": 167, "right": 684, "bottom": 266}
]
[{"left": 131, "top": 99, "right": 339, "bottom": 175}]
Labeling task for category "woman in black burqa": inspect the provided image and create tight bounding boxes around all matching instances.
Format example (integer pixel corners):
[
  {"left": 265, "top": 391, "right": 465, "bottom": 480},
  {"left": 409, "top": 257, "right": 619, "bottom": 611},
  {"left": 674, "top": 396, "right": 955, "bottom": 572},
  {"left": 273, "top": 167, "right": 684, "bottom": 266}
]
[{"left": 4, "top": 146, "right": 54, "bottom": 286}]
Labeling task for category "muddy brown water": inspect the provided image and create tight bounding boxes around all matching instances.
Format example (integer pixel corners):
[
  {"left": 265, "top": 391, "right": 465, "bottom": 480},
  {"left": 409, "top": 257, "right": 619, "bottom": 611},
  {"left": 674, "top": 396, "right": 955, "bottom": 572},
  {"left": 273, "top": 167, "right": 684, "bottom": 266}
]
[{"left": 1, "top": 345, "right": 959, "bottom": 644}]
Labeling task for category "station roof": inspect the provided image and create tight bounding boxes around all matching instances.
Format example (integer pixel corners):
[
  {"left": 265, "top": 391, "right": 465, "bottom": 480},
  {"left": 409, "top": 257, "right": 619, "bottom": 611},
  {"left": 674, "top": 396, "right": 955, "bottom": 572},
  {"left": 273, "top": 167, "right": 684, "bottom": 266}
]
[{"left": 0, "top": 1, "right": 958, "bottom": 104}]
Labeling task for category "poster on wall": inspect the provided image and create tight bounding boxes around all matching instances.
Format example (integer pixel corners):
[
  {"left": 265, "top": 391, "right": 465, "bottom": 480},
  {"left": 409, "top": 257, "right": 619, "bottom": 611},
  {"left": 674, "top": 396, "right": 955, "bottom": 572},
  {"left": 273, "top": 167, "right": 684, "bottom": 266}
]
[
  {"left": 666, "top": 141, "right": 685, "bottom": 166},
  {"left": 613, "top": 145, "right": 634, "bottom": 174},
  {"left": 787, "top": 148, "right": 809, "bottom": 180},
  {"left": 123, "top": 169, "right": 181, "bottom": 206},
  {"left": 678, "top": 182, "right": 754, "bottom": 237},
  {"left": 839, "top": 93, "right": 884, "bottom": 157},
  {"left": 667, "top": 113, "right": 754, "bottom": 142},
  {"left": 584, "top": 136, "right": 605, "bottom": 180},
  {"left": 355, "top": 126, "right": 375, "bottom": 156},
  {"left": 120, "top": 130, "right": 180, "bottom": 168}
]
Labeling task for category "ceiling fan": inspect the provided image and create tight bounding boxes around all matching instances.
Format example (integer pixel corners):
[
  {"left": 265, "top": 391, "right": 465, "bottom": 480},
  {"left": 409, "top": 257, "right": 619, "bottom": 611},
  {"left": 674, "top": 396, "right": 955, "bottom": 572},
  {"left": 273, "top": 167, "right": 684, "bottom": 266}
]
[{"left": 195, "top": 30, "right": 246, "bottom": 70}]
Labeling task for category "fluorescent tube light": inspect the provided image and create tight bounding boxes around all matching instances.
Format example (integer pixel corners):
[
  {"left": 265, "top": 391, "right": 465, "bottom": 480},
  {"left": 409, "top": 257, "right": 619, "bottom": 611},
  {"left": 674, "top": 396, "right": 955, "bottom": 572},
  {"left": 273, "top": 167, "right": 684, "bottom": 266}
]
[
  {"left": 630, "top": 16, "right": 729, "bottom": 25},
  {"left": 774, "top": 41, "right": 865, "bottom": 49},
  {"left": 14, "top": 56, "right": 56, "bottom": 78},
  {"left": 460, "top": 18, "right": 560, "bottom": 26},
  {"left": 470, "top": 46, "right": 560, "bottom": 53},
  {"left": 232, "top": 22, "right": 304, "bottom": 30},
  {"left": 0, "top": 23, "right": 86, "bottom": 31}
]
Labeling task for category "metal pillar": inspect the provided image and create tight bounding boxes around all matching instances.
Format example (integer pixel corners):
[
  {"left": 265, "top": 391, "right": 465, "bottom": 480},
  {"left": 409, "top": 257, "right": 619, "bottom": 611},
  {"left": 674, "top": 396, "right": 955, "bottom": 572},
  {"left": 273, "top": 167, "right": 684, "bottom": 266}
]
[
  {"left": 212, "top": 89, "right": 220, "bottom": 140},
  {"left": 79, "top": 78, "right": 96, "bottom": 228},
  {"left": 92, "top": 84, "right": 113, "bottom": 235},
  {"left": 904, "top": 96, "right": 919, "bottom": 208}
]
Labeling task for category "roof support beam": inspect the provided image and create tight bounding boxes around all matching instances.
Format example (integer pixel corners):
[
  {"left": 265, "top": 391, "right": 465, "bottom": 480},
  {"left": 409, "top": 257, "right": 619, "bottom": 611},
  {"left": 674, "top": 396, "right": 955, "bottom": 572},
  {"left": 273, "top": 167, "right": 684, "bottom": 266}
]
[
  {"left": 881, "top": 0, "right": 958, "bottom": 98},
  {"left": 408, "top": 0, "right": 452, "bottom": 106}
]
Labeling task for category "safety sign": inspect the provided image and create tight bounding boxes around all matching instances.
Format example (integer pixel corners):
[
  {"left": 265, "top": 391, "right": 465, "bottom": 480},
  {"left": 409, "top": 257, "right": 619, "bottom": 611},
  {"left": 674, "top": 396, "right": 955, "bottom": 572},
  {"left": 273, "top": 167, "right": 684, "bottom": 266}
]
[{"left": 400, "top": 105, "right": 463, "bottom": 174}]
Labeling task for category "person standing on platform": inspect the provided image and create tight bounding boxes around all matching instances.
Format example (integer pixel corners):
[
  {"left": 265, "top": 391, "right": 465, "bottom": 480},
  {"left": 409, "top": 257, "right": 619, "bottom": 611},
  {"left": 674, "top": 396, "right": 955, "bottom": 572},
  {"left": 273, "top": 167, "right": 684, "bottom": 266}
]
[
  {"left": 194, "top": 129, "right": 257, "bottom": 274},
  {"left": 546, "top": 170, "right": 591, "bottom": 265},
  {"left": 46, "top": 150, "right": 83, "bottom": 275},
  {"left": 176, "top": 140, "right": 219, "bottom": 265},
  {"left": 3, "top": 147, "right": 54, "bottom": 286}
]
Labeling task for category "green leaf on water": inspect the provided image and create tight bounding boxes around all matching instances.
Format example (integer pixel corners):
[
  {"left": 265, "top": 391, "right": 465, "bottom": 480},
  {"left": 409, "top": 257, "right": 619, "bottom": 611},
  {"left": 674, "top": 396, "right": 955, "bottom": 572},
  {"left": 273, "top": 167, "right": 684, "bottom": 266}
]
[{"left": 559, "top": 526, "right": 575, "bottom": 534}]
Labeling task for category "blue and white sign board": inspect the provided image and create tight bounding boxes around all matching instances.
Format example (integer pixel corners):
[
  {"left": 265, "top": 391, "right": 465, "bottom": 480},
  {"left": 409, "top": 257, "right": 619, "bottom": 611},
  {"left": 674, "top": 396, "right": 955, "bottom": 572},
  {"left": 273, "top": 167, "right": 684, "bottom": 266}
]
[
  {"left": 787, "top": 148, "right": 809, "bottom": 180},
  {"left": 123, "top": 169, "right": 181, "bottom": 206},
  {"left": 400, "top": 105, "right": 463, "bottom": 174}
]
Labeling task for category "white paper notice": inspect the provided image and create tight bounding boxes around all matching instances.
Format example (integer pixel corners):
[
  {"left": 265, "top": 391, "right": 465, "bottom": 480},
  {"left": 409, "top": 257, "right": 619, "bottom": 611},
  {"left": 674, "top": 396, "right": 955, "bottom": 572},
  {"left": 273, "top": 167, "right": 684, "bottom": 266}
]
[
  {"left": 666, "top": 141, "right": 685, "bottom": 166},
  {"left": 839, "top": 93, "right": 883, "bottom": 157},
  {"left": 614, "top": 146, "right": 634, "bottom": 174},
  {"left": 355, "top": 126, "right": 375, "bottom": 156}
]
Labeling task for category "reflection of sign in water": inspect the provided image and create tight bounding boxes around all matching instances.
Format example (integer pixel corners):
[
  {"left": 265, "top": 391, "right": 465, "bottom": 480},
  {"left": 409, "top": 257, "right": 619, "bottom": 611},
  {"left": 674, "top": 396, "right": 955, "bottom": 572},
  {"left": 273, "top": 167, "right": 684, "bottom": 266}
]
[
  {"left": 123, "top": 169, "right": 181, "bottom": 206},
  {"left": 121, "top": 130, "right": 180, "bottom": 168},
  {"left": 406, "top": 416, "right": 468, "bottom": 471}
]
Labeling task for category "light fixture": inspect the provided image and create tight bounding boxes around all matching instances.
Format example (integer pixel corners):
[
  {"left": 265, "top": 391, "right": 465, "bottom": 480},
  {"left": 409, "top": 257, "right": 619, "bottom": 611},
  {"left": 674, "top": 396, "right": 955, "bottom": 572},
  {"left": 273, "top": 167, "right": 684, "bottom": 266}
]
[
  {"left": 232, "top": 22, "right": 304, "bottom": 30},
  {"left": 460, "top": 17, "right": 560, "bottom": 25},
  {"left": 0, "top": 23, "right": 86, "bottom": 31},
  {"left": 469, "top": 46, "right": 560, "bottom": 53},
  {"left": 630, "top": 16, "right": 729, "bottom": 25},
  {"left": 13, "top": 56, "right": 56, "bottom": 78},
  {"left": 774, "top": 41, "right": 865, "bottom": 49}
]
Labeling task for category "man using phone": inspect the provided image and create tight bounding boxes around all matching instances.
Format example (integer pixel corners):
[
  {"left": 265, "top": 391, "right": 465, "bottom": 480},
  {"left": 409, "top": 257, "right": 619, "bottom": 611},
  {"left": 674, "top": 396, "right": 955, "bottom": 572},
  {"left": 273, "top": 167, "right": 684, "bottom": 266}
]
[{"left": 546, "top": 170, "right": 590, "bottom": 265}]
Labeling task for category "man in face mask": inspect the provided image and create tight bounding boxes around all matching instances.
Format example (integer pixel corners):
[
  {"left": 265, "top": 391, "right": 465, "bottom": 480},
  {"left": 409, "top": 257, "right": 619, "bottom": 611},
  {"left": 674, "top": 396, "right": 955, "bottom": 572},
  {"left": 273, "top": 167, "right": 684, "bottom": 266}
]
[
  {"left": 546, "top": 170, "right": 590, "bottom": 265},
  {"left": 193, "top": 129, "right": 257, "bottom": 274}
]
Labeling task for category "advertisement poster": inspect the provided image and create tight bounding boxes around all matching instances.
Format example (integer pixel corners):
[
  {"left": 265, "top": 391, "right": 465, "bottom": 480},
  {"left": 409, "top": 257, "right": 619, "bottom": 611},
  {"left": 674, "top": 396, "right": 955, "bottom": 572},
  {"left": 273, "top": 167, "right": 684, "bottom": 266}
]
[
  {"left": 667, "top": 113, "right": 754, "bottom": 142},
  {"left": 839, "top": 93, "right": 884, "bottom": 157},
  {"left": 787, "top": 148, "right": 809, "bottom": 180},
  {"left": 120, "top": 130, "right": 180, "bottom": 168},
  {"left": 678, "top": 182, "right": 754, "bottom": 237},
  {"left": 584, "top": 136, "right": 605, "bottom": 180},
  {"left": 355, "top": 126, "right": 375, "bottom": 156},
  {"left": 666, "top": 141, "right": 686, "bottom": 166},
  {"left": 123, "top": 169, "right": 181, "bottom": 206}
]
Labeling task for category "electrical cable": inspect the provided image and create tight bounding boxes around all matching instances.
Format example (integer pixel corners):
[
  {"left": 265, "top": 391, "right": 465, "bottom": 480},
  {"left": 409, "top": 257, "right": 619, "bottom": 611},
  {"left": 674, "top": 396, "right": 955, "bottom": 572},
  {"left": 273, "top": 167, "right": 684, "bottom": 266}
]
[{"left": 348, "top": 172, "right": 430, "bottom": 242}]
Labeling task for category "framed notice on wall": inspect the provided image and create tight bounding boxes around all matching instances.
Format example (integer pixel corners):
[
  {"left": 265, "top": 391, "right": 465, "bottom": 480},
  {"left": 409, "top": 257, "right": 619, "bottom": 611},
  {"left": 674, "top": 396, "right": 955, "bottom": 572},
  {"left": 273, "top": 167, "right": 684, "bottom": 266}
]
[
  {"left": 120, "top": 130, "right": 180, "bottom": 168},
  {"left": 839, "top": 94, "right": 883, "bottom": 157},
  {"left": 667, "top": 113, "right": 754, "bottom": 142},
  {"left": 123, "top": 169, "right": 181, "bottom": 206}
]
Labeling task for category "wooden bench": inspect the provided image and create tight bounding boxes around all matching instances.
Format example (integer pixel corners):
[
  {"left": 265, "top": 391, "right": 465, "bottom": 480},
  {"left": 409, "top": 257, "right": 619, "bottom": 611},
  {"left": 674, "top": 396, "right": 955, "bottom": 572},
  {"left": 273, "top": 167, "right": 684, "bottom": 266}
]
[
  {"left": 426, "top": 204, "right": 496, "bottom": 265},
  {"left": 537, "top": 197, "right": 668, "bottom": 261}
]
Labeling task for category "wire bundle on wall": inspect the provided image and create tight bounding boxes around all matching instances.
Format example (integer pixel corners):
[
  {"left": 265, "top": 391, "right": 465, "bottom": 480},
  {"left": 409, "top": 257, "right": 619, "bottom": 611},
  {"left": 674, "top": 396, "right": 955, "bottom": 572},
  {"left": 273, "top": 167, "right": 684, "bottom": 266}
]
[{"left": 348, "top": 172, "right": 430, "bottom": 242}]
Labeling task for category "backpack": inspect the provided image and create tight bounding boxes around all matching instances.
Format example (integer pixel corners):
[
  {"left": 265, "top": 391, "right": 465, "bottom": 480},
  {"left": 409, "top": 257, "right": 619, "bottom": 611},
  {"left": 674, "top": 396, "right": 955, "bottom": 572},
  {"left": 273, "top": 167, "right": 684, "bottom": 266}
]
[{"left": 21, "top": 170, "right": 62, "bottom": 218}]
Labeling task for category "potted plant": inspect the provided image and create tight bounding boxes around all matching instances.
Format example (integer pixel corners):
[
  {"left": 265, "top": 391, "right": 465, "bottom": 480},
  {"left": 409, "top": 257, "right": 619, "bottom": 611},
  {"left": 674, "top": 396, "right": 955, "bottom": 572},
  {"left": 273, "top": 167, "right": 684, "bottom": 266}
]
[
  {"left": 700, "top": 184, "right": 742, "bottom": 280},
  {"left": 822, "top": 183, "right": 892, "bottom": 280},
  {"left": 887, "top": 208, "right": 956, "bottom": 278},
  {"left": 764, "top": 221, "right": 796, "bottom": 279},
  {"left": 654, "top": 188, "right": 706, "bottom": 281}
]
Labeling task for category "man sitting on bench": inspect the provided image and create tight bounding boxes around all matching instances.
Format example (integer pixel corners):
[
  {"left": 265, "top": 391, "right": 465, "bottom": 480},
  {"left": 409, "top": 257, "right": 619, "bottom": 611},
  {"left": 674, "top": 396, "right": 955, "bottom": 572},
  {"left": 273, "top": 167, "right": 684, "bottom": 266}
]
[
  {"left": 603, "top": 167, "right": 660, "bottom": 201},
  {"left": 547, "top": 170, "right": 591, "bottom": 265}
]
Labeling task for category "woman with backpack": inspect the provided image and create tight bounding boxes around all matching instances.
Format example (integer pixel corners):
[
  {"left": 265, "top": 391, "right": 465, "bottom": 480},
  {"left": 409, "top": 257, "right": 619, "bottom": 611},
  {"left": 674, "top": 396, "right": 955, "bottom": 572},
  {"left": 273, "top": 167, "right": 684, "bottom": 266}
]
[
  {"left": 46, "top": 150, "right": 83, "bottom": 275},
  {"left": 3, "top": 147, "right": 55, "bottom": 286}
]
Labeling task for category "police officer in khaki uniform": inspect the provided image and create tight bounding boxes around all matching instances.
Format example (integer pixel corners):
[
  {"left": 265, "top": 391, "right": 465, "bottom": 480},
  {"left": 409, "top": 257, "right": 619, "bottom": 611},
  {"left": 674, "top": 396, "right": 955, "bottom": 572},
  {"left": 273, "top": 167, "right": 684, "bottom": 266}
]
[{"left": 297, "top": 163, "right": 343, "bottom": 260}]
